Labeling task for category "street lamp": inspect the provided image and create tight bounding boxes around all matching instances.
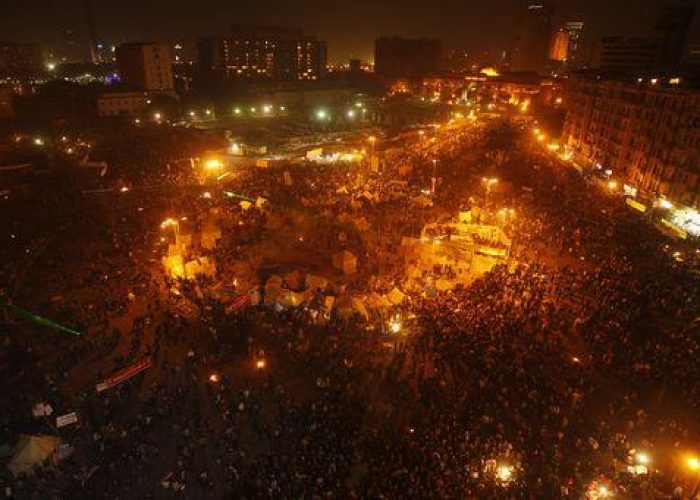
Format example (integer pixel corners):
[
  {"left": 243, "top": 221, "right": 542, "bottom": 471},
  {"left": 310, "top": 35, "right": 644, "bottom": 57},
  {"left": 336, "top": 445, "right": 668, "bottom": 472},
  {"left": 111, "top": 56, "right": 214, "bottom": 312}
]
[
  {"left": 160, "top": 218, "right": 187, "bottom": 278},
  {"left": 687, "top": 456, "right": 700, "bottom": 499},
  {"left": 482, "top": 177, "right": 498, "bottom": 204},
  {"left": 431, "top": 158, "right": 438, "bottom": 195}
]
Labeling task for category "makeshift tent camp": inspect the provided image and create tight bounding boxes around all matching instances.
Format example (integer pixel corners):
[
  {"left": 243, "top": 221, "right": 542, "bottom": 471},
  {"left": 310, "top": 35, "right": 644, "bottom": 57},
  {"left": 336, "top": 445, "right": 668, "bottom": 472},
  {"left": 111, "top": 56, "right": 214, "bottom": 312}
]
[
  {"left": 7, "top": 435, "right": 60, "bottom": 477},
  {"left": 333, "top": 250, "right": 357, "bottom": 275},
  {"left": 162, "top": 255, "right": 185, "bottom": 278}
]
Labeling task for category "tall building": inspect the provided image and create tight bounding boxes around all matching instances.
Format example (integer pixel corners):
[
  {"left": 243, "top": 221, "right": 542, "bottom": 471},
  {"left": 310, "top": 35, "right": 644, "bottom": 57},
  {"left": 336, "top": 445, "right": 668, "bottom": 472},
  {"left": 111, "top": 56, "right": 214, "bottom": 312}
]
[
  {"left": 0, "top": 43, "right": 43, "bottom": 77},
  {"left": 116, "top": 43, "right": 174, "bottom": 92},
  {"left": 511, "top": 2, "right": 555, "bottom": 74},
  {"left": 549, "top": 29, "right": 569, "bottom": 62},
  {"left": 563, "top": 77, "right": 700, "bottom": 206},
  {"left": 564, "top": 22, "right": 585, "bottom": 67},
  {"left": 197, "top": 25, "right": 326, "bottom": 82},
  {"left": 592, "top": 36, "right": 662, "bottom": 73},
  {"left": 374, "top": 37, "right": 443, "bottom": 78},
  {"left": 655, "top": 3, "right": 696, "bottom": 71}
]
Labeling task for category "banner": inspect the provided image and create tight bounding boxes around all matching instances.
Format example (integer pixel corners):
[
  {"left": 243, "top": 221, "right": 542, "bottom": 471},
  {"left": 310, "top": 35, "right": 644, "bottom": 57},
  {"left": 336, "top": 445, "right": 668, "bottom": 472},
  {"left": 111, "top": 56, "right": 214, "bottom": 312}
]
[
  {"left": 97, "top": 358, "right": 152, "bottom": 392},
  {"left": 56, "top": 411, "right": 78, "bottom": 428},
  {"left": 225, "top": 292, "right": 251, "bottom": 315}
]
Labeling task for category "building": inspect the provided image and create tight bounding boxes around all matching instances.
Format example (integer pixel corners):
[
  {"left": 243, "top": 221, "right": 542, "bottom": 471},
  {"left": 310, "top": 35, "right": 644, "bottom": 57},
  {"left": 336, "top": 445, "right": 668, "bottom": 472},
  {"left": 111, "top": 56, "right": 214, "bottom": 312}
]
[
  {"left": 374, "top": 37, "right": 443, "bottom": 78},
  {"left": 511, "top": 2, "right": 555, "bottom": 74},
  {"left": 563, "top": 77, "right": 700, "bottom": 206},
  {"left": 97, "top": 91, "right": 148, "bottom": 117},
  {"left": 655, "top": 3, "right": 695, "bottom": 71},
  {"left": 116, "top": 43, "right": 174, "bottom": 92},
  {"left": 549, "top": 29, "right": 569, "bottom": 62},
  {"left": 197, "top": 25, "right": 326, "bottom": 82},
  {"left": 0, "top": 43, "right": 43, "bottom": 77},
  {"left": 592, "top": 36, "right": 663, "bottom": 73},
  {"left": 564, "top": 22, "right": 585, "bottom": 66},
  {"left": 0, "top": 86, "right": 14, "bottom": 119}
]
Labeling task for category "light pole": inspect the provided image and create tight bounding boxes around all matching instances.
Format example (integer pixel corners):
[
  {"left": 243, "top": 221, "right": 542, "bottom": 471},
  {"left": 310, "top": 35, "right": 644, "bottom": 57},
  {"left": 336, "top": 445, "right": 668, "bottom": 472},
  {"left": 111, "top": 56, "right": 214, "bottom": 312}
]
[
  {"left": 161, "top": 218, "right": 187, "bottom": 279},
  {"left": 482, "top": 177, "right": 498, "bottom": 205},
  {"left": 431, "top": 158, "right": 438, "bottom": 195},
  {"left": 368, "top": 135, "right": 376, "bottom": 169}
]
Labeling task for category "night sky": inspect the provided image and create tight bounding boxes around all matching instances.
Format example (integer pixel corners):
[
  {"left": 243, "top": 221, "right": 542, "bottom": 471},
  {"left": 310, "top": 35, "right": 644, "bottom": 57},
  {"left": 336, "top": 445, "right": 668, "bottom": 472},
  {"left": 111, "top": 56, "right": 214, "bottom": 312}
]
[{"left": 1, "top": 0, "right": 698, "bottom": 63}]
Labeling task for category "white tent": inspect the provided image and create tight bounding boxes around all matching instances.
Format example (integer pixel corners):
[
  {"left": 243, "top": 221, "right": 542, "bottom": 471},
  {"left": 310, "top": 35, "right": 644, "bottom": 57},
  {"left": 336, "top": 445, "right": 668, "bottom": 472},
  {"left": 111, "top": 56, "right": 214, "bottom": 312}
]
[{"left": 7, "top": 435, "right": 60, "bottom": 477}]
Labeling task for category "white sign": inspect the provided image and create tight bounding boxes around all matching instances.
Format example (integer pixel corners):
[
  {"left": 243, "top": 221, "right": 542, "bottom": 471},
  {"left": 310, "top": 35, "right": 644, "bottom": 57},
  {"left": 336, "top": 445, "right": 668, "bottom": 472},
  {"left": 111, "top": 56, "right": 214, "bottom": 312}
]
[{"left": 56, "top": 412, "right": 78, "bottom": 428}]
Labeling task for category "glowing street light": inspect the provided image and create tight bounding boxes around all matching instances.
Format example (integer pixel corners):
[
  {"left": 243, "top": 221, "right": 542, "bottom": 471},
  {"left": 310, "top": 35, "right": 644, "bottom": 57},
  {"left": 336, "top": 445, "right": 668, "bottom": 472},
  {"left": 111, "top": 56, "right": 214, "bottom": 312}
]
[
  {"left": 607, "top": 180, "right": 618, "bottom": 191},
  {"left": 482, "top": 177, "right": 498, "bottom": 203},
  {"left": 153, "top": 112, "right": 162, "bottom": 121},
  {"left": 234, "top": 107, "right": 242, "bottom": 115},
  {"left": 495, "top": 464, "right": 515, "bottom": 484},
  {"left": 346, "top": 109, "right": 356, "bottom": 119},
  {"left": 688, "top": 456, "right": 700, "bottom": 472},
  {"left": 209, "top": 373, "right": 220, "bottom": 383},
  {"left": 316, "top": 109, "right": 329, "bottom": 120},
  {"left": 160, "top": 217, "right": 186, "bottom": 278},
  {"left": 33, "top": 137, "right": 44, "bottom": 146},
  {"left": 46, "top": 62, "right": 56, "bottom": 72},
  {"left": 262, "top": 104, "right": 272, "bottom": 114},
  {"left": 204, "top": 158, "right": 223, "bottom": 170},
  {"left": 658, "top": 198, "right": 673, "bottom": 210},
  {"left": 388, "top": 317, "right": 402, "bottom": 334},
  {"left": 188, "top": 110, "right": 196, "bottom": 117},
  {"left": 256, "top": 359, "right": 266, "bottom": 370}
]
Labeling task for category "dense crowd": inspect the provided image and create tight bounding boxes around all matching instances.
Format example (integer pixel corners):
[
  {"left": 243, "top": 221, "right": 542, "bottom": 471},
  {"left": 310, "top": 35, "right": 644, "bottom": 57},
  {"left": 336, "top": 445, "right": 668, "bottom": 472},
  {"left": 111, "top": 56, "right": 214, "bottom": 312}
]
[{"left": 1, "top": 118, "right": 700, "bottom": 499}]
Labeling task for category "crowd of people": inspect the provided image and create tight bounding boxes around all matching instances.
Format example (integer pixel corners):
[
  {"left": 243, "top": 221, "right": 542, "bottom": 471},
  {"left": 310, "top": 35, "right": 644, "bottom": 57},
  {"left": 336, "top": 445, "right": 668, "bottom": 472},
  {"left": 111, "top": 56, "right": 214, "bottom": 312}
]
[{"left": 1, "top": 116, "right": 700, "bottom": 499}]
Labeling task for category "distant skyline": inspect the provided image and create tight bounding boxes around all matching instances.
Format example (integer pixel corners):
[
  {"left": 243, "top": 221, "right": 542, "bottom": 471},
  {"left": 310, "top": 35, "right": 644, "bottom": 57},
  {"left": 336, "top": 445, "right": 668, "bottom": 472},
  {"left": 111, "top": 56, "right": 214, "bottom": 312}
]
[{"left": 1, "top": 0, "right": 698, "bottom": 63}]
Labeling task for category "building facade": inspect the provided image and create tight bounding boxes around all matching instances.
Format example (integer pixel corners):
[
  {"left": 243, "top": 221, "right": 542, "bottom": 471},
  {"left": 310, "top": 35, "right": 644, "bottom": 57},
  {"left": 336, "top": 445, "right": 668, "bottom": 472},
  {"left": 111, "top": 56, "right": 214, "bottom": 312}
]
[
  {"left": 0, "top": 43, "right": 43, "bottom": 77},
  {"left": 374, "top": 37, "right": 443, "bottom": 78},
  {"left": 116, "top": 43, "right": 174, "bottom": 92},
  {"left": 549, "top": 29, "right": 569, "bottom": 62},
  {"left": 198, "top": 26, "right": 326, "bottom": 82},
  {"left": 564, "top": 22, "right": 585, "bottom": 67},
  {"left": 563, "top": 77, "right": 700, "bottom": 206},
  {"left": 97, "top": 91, "right": 148, "bottom": 117}
]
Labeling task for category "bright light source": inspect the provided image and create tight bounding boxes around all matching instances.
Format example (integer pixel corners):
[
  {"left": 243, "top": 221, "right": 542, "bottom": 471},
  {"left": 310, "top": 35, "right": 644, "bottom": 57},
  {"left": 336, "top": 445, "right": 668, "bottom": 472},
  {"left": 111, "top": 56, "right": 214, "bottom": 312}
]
[
  {"left": 659, "top": 199, "right": 673, "bottom": 210},
  {"left": 160, "top": 218, "right": 177, "bottom": 229},
  {"left": 209, "top": 373, "right": 219, "bottom": 383},
  {"left": 153, "top": 112, "right": 162, "bottom": 121},
  {"left": 651, "top": 78, "right": 658, "bottom": 85},
  {"left": 202, "top": 191, "right": 212, "bottom": 199},
  {"left": 368, "top": 135, "right": 376, "bottom": 144},
  {"left": 635, "top": 452, "right": 650, "bottom": 466},
  {"left": 256, "top": 359, "right": 266, "bottom": 370},
  {"left": 347, "top": 109, "right": 356, "bottom": 119},
  {"left": 670, "top": 77, "right": 681, "bottom": 85},
  {"left": 547, "top": 143, "right": 560, "bottom": 151},
  {"left": 537, "top": 134, "right": 546, "bottom": 142},
  {"left": 316, "top": 109, "right": 328, "bottom": 120},
  {"left": 134, "top": 118, "right": 141, "bottom": 124},
  {"left": 262, "top": 104, "right": 272, "bottom": 114},
  {"left": 119, "top": 186, "right": 129, "bottom": 193},
  {"left": 687, "top": 456, "right": 700, "bottom": 471},
  {"left": 234, "top": 107, "right": 241, "bottom": 115},
  {"left": 280, "top": 105, "right": 286, "bottom": 111},
  {"left": 33, "top": 138, "right": 44, "bottom": 146},
  {"left": 189, "top": 111, "right": 195, "bottom": 117},
  {"left": 389, "top": 318, "right": 402, "bottom": 334},
  {"left": 46, "top": 62, "right": 56, "bottom": 71},
  {"left": 555, "top": 97, "right": 563, "bottom": 104},
  {"left": 205, "top": 159, "right": 223, "bottom": 170},
  {"left": 205, "top": 109, "right": 212, "bottom": 116},
  {"left": 607, "top": 180, "right": 618, "bottom": 191},
  {"left": 495, "top": 464, "right": 515, "bottom": 483}
]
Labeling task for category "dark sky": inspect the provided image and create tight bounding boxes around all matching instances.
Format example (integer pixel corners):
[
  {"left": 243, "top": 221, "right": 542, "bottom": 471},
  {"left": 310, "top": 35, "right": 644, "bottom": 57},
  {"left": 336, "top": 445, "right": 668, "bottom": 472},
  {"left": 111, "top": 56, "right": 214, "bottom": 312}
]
[{"left": 1, "top": 0, "right": 698, "bottom": 63}]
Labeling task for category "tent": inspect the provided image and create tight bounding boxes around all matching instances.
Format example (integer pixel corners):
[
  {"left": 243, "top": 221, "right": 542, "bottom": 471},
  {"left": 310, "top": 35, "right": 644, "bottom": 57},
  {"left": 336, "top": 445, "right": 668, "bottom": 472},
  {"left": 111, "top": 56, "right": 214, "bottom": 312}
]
[
  {"left": 201, "top": 226, "right": 222, "bottom": 250},
  {"left": 334, "top": 295, "right": 369, "bottom": 320},
  {"left": 275, "top": 290, "right": 306, "bottom": 308},
  {"left": 305, "top": 273, "right": 329, "bottom": 292},
  {"left": 7, "top": 435, "right": 60, "bottom": 477},
  {"left": 333, "top": 250, "right": 357, "bottom": 275},
  {"left": 386, "top": 287, "right": 406, "bottom": 305}
]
